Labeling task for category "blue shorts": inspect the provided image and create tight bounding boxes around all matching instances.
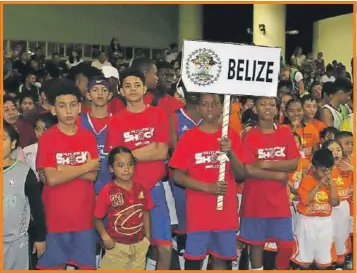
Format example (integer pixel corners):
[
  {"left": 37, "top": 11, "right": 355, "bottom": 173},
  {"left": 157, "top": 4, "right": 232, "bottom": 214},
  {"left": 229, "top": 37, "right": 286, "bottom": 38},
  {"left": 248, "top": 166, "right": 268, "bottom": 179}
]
[
  {"left": 185, "top": 230, "right": 237, "bottom": 261},
  {"left": 238, "top": 217, "right": 293, "bottom": 245},
  {"left": 36, "top": 229, "right": 96, "bottom": 270},
  {"left": 150, "top": 181, "right": 172, "bottom": 246},
  {"left": 170, "top": 178, "right": 186, "bottom": 234}
]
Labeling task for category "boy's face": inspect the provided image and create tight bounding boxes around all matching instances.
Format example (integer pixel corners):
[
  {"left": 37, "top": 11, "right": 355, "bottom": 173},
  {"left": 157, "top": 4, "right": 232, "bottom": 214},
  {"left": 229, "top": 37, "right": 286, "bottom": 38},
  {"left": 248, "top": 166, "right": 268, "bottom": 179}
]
[
  {"left": 255, "top": 97, "right": 277, "bottom": 121},
  {"left": 3, "top": 130, "right": 16, "bottom": 160},
  {"left": 51, "top": 94, "right": 81, "bottom": 125},
  {"left": 20, "top": 97, "right": 35, "bottom": 115},
  {"left": 110, "top": 153, "right": 135, "bottom": 182},
  {"left": 338, "top": 136, "right": 353, "bottom": 157},
  {"left": 314, "top": 165, "right": 331, "bottom": 180},
  {"left": 280, "top": 69, "right": 290, "bottom": 81},
  {"left": 120, "top": 76, "right": 147, "bottom": 103},
  {"left": 280, "top": 94, "right": 292, "bottom": 113},
  {"left": 35, "top": 120, "right": 47, "bottom": 140},
  {"left": 4, "top": 100, "right": 19, "bottom": 125},
  {"left": 322, "top": 132, "right": 335, "bottom": 144},
  {"left": 145, "top": 64, "right": 158, "bottom": 90},
  {"left": 75, "top": 73, "right": 88, "bottom": 98},
  {"left": 197, "top": 94, "right": 222, "bottom": 123},
  {"left": 87, "top": 84, "right": 112, "bottom": 107},
  {"left": 157, "top": 67, "right": 174, "bottom": 93},
  {"left": 327, "top": 142, "right": 343, "bottom": 165},
  {"left": 242, "top": 99, "right": 254, "bottom": 112},
  {"left": 27, "top": 74, "right": 36, "bottom": 85}
]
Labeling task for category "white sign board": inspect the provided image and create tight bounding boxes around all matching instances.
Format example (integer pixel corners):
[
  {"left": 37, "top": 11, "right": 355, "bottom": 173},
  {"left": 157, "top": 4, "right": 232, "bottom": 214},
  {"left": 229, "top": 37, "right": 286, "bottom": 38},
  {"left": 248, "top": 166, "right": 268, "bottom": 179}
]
[{"left": 181, "top": 40, "right": 281, "bottom": 97}]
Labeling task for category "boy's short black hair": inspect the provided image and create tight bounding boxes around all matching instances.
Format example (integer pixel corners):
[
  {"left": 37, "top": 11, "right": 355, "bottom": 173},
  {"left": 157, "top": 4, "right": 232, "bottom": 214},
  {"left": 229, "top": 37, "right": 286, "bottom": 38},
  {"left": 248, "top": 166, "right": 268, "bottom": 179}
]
[
  {"left": 335, "top": 131, "right": 353, "bottom": 142},
  {"left": 170, "top": 43, "right": 178, "bottom": 50},
  {"left": 3, "top": 121, "right": 20, "bottom": 150},
  {"left": 35, "top": 113, "right": 58, "bottom": 129},
  {"left": 18, "top": 91, "right": 37, "bottom": 104},
  {"left": 320, "top": 126, "right": 339, "bottom": 139},
  {"left": 322, "top": 81, "right": 336, "bottom": 97},
  {"left": 242, "top": 108, "right": 258, "bottom": 126},
  {"left": 108, "top": 146, "right": 136, "bottom": 168},
  {"left": 71, "top": 63, "right": 103, "bottom": 81},
  {"left": 198, "top": 93, "right": 224, "bottom": 104},
  {"left": 321, "top": 139, "right": 340, "bottom": 150},
  {"left": 240, "top": 96, "right": 255, "bottom": 106},
  {"left": 278, "top": 80, "right": 293, "bottom": 92},
  {"left": 253, "top": 96, "right": 278, "bottom": 105},
  {"left": 4, "top": 95, "right": 17, "bottom": 106},
  {"left": 130, "top": 58, "right": 155, "bottom": 73},
  {"left": 40, "top": 79, "right": 57, "bottom": 97},
  {"left": 156, "top": 61, "right": 173, "bottom": 71},
  {"left": 301, "top": 94, "right": 317, "bottom": 105},
  {"left": 311, "top": 148, "right": 334, "bottom": 169},
  {"left": 334, "top": 77, "right": 353, "bottom": 93},
  {"left": 120, "top": 68, "right": 146, "bottom": 86},
  {"left": 47, "top": 79, "right": 81, "bottom": 105}
]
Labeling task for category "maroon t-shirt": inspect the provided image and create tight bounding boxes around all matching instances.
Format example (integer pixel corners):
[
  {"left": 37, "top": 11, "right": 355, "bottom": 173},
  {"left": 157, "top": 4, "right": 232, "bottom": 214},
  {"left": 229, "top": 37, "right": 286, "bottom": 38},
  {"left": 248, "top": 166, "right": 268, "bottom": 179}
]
[
  {"left": 94, "top": 181, "right": 153, "bottom": 244},
  {"left": 16, "top": 118, "right": 36, "bottom": 148}
]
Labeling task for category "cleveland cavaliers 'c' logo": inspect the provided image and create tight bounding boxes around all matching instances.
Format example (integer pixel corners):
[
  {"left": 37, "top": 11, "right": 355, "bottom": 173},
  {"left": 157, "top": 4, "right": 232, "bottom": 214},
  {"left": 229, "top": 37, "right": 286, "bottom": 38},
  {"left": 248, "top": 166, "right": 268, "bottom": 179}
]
[{"left": 114, "top": 204, "right": 144, "bottom": 236}]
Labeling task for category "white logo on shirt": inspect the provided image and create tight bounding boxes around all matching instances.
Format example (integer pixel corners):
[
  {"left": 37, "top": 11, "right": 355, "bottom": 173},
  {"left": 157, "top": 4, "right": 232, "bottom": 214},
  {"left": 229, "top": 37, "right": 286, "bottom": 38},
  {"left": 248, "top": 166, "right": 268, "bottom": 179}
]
[
  {"left": 182, "top": 125, "right": 189, "bottom": 132},
  {"left": 257, "top": 147, "right": 286, "bottom": 160},
  {"left": 195, "top": 151, "right": 229, "bottom": 169},
  {"left": 56, "top": 151, "right": 88, "bottom": 165},
  {"left": 123, "top": 128, "right": 155, "bottom": 146}
]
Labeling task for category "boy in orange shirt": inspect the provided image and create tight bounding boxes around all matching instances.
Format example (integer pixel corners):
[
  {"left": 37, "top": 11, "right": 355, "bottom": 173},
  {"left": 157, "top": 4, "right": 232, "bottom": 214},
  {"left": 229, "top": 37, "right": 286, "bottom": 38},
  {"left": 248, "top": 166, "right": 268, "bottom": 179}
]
[{"left": 292, "top": 149, "right": 339, "bottom": 269}]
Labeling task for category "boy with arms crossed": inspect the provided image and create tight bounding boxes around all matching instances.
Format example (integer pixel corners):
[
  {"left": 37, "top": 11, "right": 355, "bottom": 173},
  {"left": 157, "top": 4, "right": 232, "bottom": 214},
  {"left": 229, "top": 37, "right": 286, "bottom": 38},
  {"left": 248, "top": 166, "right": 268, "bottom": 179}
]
[
  {"left": 238, "top": 97, "right": 300, "bottom": 270},
  {"left": 105, "top": 68, "right": 172, "bottom": 270},
  {"left": 36, "top": 79, "right": 100, "bottom": 270},
  {"left": 169, "top": 93, "right": 248, "bottom": 270}
]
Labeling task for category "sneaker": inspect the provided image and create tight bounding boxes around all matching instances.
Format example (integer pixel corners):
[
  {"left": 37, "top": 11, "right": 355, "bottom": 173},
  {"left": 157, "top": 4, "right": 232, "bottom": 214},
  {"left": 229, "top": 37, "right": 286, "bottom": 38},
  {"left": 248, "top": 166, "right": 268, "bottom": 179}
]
[{"left": 345, "top": 260, "right": 353, "bottom": 270}]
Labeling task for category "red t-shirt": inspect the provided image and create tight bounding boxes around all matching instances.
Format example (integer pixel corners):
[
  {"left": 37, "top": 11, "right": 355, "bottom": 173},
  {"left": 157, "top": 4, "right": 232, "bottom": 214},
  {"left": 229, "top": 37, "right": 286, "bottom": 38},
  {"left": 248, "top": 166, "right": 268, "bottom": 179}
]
[
  {"left": 36, "top": 125, "right": 98, "bottom": 233},
  {"left": 81, "top": 105, "right": 91, "bottom": 113},
  {"left": 241, "top": 125, "right": 300, "bottom": 218},
  {"left": 169, "top": 127, "right": 252, "bottom": 232},
  {"left": 105, "top": 106, "right": 170, "bottom": 189},
  {"left": 144, "top": 93, "right": 184, "bottom": 116},
  {"left": 109, "top": 98, "right": 126, "bottom": 114},
  {"left": 94, "top": 181, "right": 153, "bottom": 244}
]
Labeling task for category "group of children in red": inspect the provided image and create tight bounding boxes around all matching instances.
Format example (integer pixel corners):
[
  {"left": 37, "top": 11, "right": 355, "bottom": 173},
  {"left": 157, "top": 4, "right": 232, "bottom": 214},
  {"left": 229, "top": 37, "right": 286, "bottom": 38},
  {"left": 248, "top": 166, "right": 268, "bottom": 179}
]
[{"left": 3, "top": 57, "right": 354, "bottom": 271}]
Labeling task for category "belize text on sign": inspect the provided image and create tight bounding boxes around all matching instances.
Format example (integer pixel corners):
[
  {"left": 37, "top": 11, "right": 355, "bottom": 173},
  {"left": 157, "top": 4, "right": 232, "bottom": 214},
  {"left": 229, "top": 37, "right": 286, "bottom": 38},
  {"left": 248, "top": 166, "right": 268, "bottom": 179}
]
[{"left": 181, "top": 40, "right": 281, "bottom": 97}]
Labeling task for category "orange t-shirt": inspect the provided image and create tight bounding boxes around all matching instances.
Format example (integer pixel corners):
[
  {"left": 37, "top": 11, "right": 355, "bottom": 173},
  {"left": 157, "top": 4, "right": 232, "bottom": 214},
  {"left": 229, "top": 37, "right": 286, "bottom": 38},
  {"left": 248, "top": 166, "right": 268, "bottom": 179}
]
[
  {"left": 308, "top": 119, "right": 327, "bottom": 134},
  {"left": 297, "top": 175, "right": 334, "bottom": 217},
  {"left": 231, "top": 101, "right": 240, "bottom": 115},
  {"left": 296, "top": 124, "right": 320, "bottom": 161},
  {"left": 287, "top": 158, "right": 311, "bottom": 203},
  {"left": 333, "top": 167, "right": 352, "bottom": 201}
]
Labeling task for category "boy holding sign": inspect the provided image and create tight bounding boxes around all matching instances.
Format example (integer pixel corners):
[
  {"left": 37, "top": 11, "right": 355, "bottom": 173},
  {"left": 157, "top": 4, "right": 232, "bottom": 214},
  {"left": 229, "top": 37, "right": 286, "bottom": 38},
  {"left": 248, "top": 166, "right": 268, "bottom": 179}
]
[
  {"left": 169, "top": 93, "right": 249, "bottom": 270},
  {"left": 238, "top": 97, "right": 300, "bottom": 270}
]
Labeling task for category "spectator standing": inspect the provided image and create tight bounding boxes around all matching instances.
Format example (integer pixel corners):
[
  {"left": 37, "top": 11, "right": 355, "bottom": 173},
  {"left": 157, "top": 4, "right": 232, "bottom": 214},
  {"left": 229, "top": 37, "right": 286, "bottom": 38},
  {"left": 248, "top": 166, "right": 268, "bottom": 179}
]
[{"left": 91, "top": 51, "right": 112, "bottom": 70}]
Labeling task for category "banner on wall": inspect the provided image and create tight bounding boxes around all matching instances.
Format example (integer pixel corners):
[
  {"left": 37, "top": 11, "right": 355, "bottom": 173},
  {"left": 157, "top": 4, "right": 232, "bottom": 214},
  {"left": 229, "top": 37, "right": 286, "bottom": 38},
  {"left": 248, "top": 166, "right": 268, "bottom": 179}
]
[{"left": 181, "top": 40, "right": 281, "bottom": 97}]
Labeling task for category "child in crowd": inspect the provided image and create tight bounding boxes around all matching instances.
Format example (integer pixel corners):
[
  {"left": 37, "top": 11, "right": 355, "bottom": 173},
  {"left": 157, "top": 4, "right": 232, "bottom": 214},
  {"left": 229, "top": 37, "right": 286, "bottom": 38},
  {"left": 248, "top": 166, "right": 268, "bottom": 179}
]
[
  {"left": 105, "top": 68, "right": 171, "bottom": 270},
  {"left": 36, "top": 79, "right": 100, "bottom": 270},
  {"left": 301, "top": 94, "right": 326, "bottom": 134},
  {"left": 169, "top": 93, "right": 248, "bottom": 270},
  {"left": 292, "top": 149, "right": 339, "bottom": 269},
  {"left": 3, "top": 121, "right": 47, "bottom": 270},
  {"left": 238, "top": 97, "right": 300, "bottom": 270},
  {"left": 320, "top": 126, "right": 339, "bottom": 144},
  {"left": 23, "top": 113, "right": 58, "bottom": 179},
  {"left": 322, "top": 139, "right": 352, "bottom": 269},
  {"left": 18, "top": 91, "right": 36, "bottom": 117},
  {"left": 284, "top": 97, "right": 320, "bottom": 160},
  {"left": 94, "top": 147, "right": 153, "bottom": 270}
]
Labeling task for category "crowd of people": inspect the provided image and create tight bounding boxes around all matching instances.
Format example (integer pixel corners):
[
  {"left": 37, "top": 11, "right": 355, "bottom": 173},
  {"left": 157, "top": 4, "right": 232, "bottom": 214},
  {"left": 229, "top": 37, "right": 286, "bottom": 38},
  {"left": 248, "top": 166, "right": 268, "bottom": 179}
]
[{"left": 3, "top": 39, "right": 354, "bottom": 271}]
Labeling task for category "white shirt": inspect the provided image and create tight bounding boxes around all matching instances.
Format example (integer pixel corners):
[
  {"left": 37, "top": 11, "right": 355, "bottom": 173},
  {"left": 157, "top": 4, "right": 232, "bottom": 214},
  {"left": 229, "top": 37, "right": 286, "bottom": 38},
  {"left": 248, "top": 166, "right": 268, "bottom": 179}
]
[
  {"left": 165, "top": 51, "right": 178, "bottom": 63},
  {"left": 91, "top": 60, "right": 112, "bottom": 70},
  {"left": 320, "top": 75, "right": 336, "bottom": 83},
  {"left": 66, "top": 59, "right": 83, "bottom": 69},
  {"left": 23, "top": 143, "right": 39, "bottom": 179}
]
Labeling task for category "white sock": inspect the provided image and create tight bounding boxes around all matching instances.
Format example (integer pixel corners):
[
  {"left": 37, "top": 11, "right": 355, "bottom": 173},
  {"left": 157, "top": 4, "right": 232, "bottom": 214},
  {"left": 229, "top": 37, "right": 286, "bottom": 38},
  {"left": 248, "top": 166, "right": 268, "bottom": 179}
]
[
  {"left": 66, "top": 265, "right": 76, "bottom": 270},
  {"left": 178, "top": 251, "right": 185, "bottom": 270},
  {"left": 201, "top": 255, "right": 209, "bottom": 270},
  {"left": 252, "top": 266, "right": 264, "bottom": 270},
  {"left": 145, "top": 257, "right": 157, "bottom": 270},
  {"left": 232, "top": 248, "right": 242, "bottom": 270},
  {"left": 96, "top": 253, "right": 102, "bottom": 269}
]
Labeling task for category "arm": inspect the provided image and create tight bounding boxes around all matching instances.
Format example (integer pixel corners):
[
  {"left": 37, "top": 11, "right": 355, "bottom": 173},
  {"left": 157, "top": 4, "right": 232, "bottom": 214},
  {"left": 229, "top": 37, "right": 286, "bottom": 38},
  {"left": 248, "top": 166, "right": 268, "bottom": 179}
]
[
  {"left": 329, "top": 181, "right": 340, "bottom": 207},
  {"left": 79, "top": 171, "right": 98, "bottom": 181},
  {"left": 42, "top": 163, "right": 91, "bottom": 186},
  {"left": 25, "top": 169, "right": 47, "bottom": 242},
  {"left": 288, "top": 183, "right": 298, "bottom": 195},
  {"left": 245, "top": 164, "right": 287, "bottom": 182},
  {"left": 227, "top": 151, "right": 246, "bottom": 182},
  {"left": 298, "top": 80, "right": 305, "bottom": 96},
  {"left": 169, "top": 114, "right": 178, "bottom": 149},
  {"left": 132, "top": 142, "right": 169, "bottom": 161},
  {"left": 319, "top": 108, "right": 334, "bottom": 127},
  {"left": 173, "top": 169, "right": 209, "bottom": 192},
  {"left": 258, "top": 159, "right": 299, "bottom": 172},
  {"left": 143, "top": 211, "right": 151, "bottom": 240},
  {"left": 94, "top": 217, "right": 110, "bottom": 240}
]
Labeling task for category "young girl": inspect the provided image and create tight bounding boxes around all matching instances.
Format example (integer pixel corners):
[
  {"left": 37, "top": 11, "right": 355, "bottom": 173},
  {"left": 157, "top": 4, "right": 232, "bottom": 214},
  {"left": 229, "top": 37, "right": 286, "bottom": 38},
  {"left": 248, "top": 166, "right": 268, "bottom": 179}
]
[
  {"left": 301, "top": 94, "right": 327, "bottom": 134},
  {"left": 284, "top": 97, "right": 320, "bottom": 160},
  {"left": 23, "top": 113, "right": 58, "bottom": 179},
  {"left": 94, "top": 147, "right": 153, "bottom": 270},
  {"left": 3, "top": 121, "right": 47, "bottom": 270},
  {"left": 322, "top": 139, "right": 351, "bottom": 269}
]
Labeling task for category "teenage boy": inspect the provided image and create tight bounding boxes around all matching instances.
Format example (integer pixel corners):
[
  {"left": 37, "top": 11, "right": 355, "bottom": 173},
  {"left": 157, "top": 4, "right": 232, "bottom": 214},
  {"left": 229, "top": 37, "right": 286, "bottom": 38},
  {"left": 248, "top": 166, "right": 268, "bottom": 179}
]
[
  {"left": 238, "top": 97, "right": 300, "bottom": 270},
  {"left": 105, "top": 68, "right": 172, "bottom": 270},
  {"left": 169, "top": 93, "right": 248, "bottom": 270},
  {"left": 36, "top": 79, "right": 100, "bottom": 270}
]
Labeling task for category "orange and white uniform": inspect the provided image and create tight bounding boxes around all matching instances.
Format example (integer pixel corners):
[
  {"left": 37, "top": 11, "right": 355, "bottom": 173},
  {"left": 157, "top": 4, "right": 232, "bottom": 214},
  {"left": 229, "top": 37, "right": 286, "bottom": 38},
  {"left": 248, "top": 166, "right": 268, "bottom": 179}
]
[
  {"left": 295, "top": 124, "right": 320, "bottom": 161},
  {"left": 292, "top": 175, "right": 336, "bottom": 267},
  {"left": 330, "top": 167, "right": 352, "bottom": 260}
]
